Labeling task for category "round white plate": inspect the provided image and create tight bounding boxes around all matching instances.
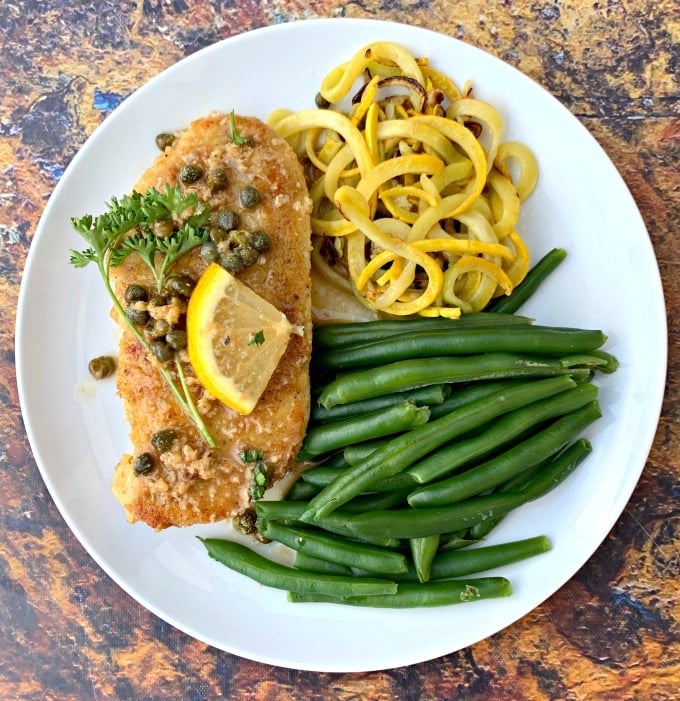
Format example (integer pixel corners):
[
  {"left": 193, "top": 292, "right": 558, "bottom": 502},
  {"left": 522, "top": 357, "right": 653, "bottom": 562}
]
[{"left": 16, "top": 18, "right": 667, "bottom": 672}]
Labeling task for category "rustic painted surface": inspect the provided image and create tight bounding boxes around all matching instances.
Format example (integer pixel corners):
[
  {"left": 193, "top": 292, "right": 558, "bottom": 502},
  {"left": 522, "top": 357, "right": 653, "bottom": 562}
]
[{"left": 0, "top": 0, "right": 678, "bottom": 698}]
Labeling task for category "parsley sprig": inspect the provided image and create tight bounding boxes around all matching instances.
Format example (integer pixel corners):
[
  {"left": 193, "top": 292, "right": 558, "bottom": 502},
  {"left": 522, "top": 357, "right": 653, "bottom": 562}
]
[
  {"left": 70, "top": 186, "right": 211, "bottom": 290},
  {"left": 69, "top": 185, "right": 216, "bottom": 447}
]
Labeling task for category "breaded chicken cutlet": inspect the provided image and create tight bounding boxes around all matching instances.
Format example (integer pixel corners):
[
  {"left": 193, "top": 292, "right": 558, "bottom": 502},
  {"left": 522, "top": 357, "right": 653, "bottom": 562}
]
[{"left": 110, "top": 113, "right": 313, "bottom": 529}]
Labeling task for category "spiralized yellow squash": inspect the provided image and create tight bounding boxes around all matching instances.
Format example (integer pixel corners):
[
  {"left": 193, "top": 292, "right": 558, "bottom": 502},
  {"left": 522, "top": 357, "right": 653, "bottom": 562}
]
[{"left": 267, "top": 42, "right": 538, "bottom": 318}]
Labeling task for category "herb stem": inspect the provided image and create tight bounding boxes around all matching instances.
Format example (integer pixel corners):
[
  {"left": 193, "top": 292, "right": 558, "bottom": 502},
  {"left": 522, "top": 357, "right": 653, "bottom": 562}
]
[
  {"left": 175, "top": 356, "right": 217, "bottom": 447},
  {"left": 100, "top": 252, "right": 216, "bottom": 447},
  {"left": 70, "top": 185, "right": 217, "bottom": 448}
]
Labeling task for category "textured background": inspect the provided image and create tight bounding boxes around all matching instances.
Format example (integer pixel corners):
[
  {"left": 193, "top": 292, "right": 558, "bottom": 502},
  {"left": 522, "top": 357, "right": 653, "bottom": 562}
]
[{"left": 1, "top": 0, "right": 678, "bottom": 698}]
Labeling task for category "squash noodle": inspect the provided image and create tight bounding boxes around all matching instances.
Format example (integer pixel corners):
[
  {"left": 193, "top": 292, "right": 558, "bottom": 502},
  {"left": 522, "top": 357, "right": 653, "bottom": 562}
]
[{"left": 267, "top": 42, "right": 538, "bottom": 317}]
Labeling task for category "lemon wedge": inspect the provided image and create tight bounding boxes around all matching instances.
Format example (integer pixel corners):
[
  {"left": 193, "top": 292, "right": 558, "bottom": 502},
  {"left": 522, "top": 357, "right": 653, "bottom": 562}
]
[{"left": 187, "top": 263, "right": 294, "bottom": 414}]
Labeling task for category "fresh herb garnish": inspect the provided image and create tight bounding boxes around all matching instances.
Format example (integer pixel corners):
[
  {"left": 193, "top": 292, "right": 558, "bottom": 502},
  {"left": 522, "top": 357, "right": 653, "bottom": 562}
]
[
  {"left": 248, "top": 330, "right": 265, "bottom": 346},
  {"left": 69, "top": 185, "right": 216, "bottom": 447},
  {"left": 240, "top": 449, "right": 268, "bottom": 500},
  {"left": 239, "top": 448, "right": 263, "bottom": 463},
  {"left": 230, "top": 110, "right": 253, "bottom": 147}
]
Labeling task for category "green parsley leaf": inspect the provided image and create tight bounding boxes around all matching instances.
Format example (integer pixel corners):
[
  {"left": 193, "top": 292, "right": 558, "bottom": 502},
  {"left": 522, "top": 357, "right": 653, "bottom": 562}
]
[
  {"left": 68, "top": 185, "right": 216, "bottom": 447},
  {"left": 248, "top": 330, "right": 265, "bottom": 346},
  {"left": 239, "top": 448, "right": 268, "bottom": 500},
  {"left": 239, "top": 449, "right": 264, "bottom": 463}
]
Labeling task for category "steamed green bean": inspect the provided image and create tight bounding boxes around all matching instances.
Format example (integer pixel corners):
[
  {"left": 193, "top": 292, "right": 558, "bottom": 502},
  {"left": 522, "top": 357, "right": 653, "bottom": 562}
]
[
  {"left": 407, "top": 382, "right": 598, "bottom": 486},
  {"left": 303, "top": 376, "right": 577, "bottom": 520},
  {"left": 316, "top": 325, "right": 606, "bottom": 370},
  {"left": 287, "top": 577, "right": 513, "bottom": 607},
  {"left": 199, "top": 538, "right": 397, "bottom": 597},
  {"left": 407, "top": 401, "right": 601, "bottom": 507}
]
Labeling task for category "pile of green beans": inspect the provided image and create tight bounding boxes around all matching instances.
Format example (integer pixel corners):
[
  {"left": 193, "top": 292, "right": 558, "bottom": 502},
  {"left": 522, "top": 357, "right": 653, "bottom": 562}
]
[{"left": 201, "top": 301, "right": 618, "bottom": 609}]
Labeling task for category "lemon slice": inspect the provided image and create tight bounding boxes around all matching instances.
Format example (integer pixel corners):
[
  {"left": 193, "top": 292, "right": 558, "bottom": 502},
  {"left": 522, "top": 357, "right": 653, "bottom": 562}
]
[{"left": 187, "top": 263, "right": 294, "bottom": 414}]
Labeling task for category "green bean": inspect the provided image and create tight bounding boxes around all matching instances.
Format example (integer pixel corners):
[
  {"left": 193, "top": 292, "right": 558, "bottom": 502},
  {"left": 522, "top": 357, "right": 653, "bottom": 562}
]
[
  {"left": 313, "top": 313, "right": 533, "bottom": 350},
  {"left": 301, "top": 465, "right": 418, "bottom": 493},
  {"left": 337, "top": 488, "right": 414, "bottom": 513},
  {"left": 315, "top": 325, "right": 607, "bottom": 370},
  {"left": 318, "top": 353, "right": 590, "bottom": 408},
  {"left": 343, "top": 439, "right": 388, "bottom": 464},
  {"left": 253, "top": 500, "right": 401, "bottom": 548},
  {"left": 462, "top": 459, "right": 553, "bottom": 540},
  {"left": 364, "top": 472, "right": 420, "bottom": 493},
  {"left": 467, "top": 439, "right": 592, "bottom": 539},
  {"left": 427, "top": 380, "right": 526, "bottom": 420},
  {"left": 486, "top": 247, "right": 567, "bottom": 314},
  {"left": 407, "top": 400, "right": 601, "bottom": 507},
  {"left": 321, "top": 452, "right": 351, "bottom": 468},
  {"left": 520, "top": 438, "right": 594, "bottom": 501},
  {"left": 287, "top": 577, "right": 512, "bottom": 607},
  {"left": 254, "top": 500, "right": 316, "bottom": 521},
  {"left": 403, "top": 535, "right": 552, "bottom": 582},
  {"left": 439, "top": 533, "right": 481, "bottom": 551},
  {"left": 293, "top": 551, "right": 352, "bottom": 576},
  {"left": 284, "top": 479, "right": 320, "bottom": 501},
  {"left": 298, "top": 401, "right": 430, "bottom": 460},
  {"left": 300, "top": 466, "right": 347, "bottom": 487},
  {"left": 199, "top": 538, "right": 397, "bottom": 597},
  {"left": 302, "top": 376, "right": 577, "bottom": 520},
  {"left": 495, "top": 457, "right": 553, "bottom": 494},
  {"left": 409, "top": 535, "right": 440, "bottom": 582},
  {"left": 558, "top": 354, "right": 609, "bottom": 371},
  {"left": 587, "top": 349, "right": 619, "bottom": 374},
  {"left": 358, "top": 534, "right": 552, "bottom": 582},
  {"left": 407, "top": 382, "right": 599, "bottom": 484},
  {"left": 258, "top": 521, "right": 408, "bottom": 575},
  {"left": 311, "top": 384, "right": 447, "bottom": 423},
  {"left": 342, "top": 492, "right": 525, "bottom": 540}
]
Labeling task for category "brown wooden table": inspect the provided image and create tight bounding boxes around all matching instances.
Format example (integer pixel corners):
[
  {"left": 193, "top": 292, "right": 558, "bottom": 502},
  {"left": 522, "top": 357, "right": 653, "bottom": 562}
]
[{"left": 1, "top": 1, "right": 677, "bottom": 698}]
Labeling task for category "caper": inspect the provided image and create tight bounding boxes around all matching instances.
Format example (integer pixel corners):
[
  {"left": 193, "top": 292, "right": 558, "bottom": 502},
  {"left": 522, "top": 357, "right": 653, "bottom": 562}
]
[
  {"left": 145, "top": 318, "right": 170, "bottom": 340},
  {"left": 232, "top": 508, "right": 258, "bottom": 535},
  {"left": 239, "top": 186, "right": 260, "bottom": 208},
  {"left": 155, "top": 319, "right": 172, "bottom": 335},
  {"left": 220, "top": 252, "right": 245, "bottom": 274},
  {"left": 88, "top": 355, "right": 115, "bottom": 380},
  {"left": 164, "top": 274, "right": 194, "bottom": 298},
  {"left": 166, "top": 329, "right": 187, "bottom": 350},
  {"left": 126, "top": 306, "right": 149, "bottom": 326},
  {"left": 152, "top": 219, "right": 175, "bottom": 238},
  {"left": 150, "top": 428, "right": 177, "bottom": 453},
  {"left": 249, "top": 230, "right": 271, "bottom": 253},
  {"left": 200, "top": 240, "right": 219, "bottom": 264},
  {"left": 237, "top": 244, "right": 259, "bottom": 267},
  {"left": 315, "top": 92, "right": 331, "bottom": 109},
  {"left": 209, "top": 227, "right": 230, "bottom": 244},
  {"left": 155, "top": 132, "right": 176, "bottom": 151},
  {"left": 179, "top": 163, "right": 204, "bottom": 184},
  {"left": 215, "top": 209, "right": 239, "bottom": 231},
  {"left": 148, "top": 294, "right": 168, "bottom": 307},
  {"left": 150, "top": 340, "right": 173, "bottom": 362},
  {"left": 227, "top": 229, "right": 251, "bottom": 248},
  {"left": 124, "top": 284, "right": 148, "bottom": 304},
  {"left": 207, "top": 167, "right": 228, "bottom": 191},
  {"left": 133, "top": 452, "right": 154, "bottom": 476}
]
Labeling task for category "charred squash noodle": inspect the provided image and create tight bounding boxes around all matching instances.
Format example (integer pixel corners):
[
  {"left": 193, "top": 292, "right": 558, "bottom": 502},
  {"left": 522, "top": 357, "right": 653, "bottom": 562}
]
[{"left": 268, "top": 41, "right": 538, "bottom": 318}]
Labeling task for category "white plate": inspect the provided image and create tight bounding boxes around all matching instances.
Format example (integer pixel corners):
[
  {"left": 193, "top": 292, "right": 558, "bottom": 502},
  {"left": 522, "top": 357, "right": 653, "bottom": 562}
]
[{"left": 16, "top": 18, "right": 667, "bottom": 672}]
